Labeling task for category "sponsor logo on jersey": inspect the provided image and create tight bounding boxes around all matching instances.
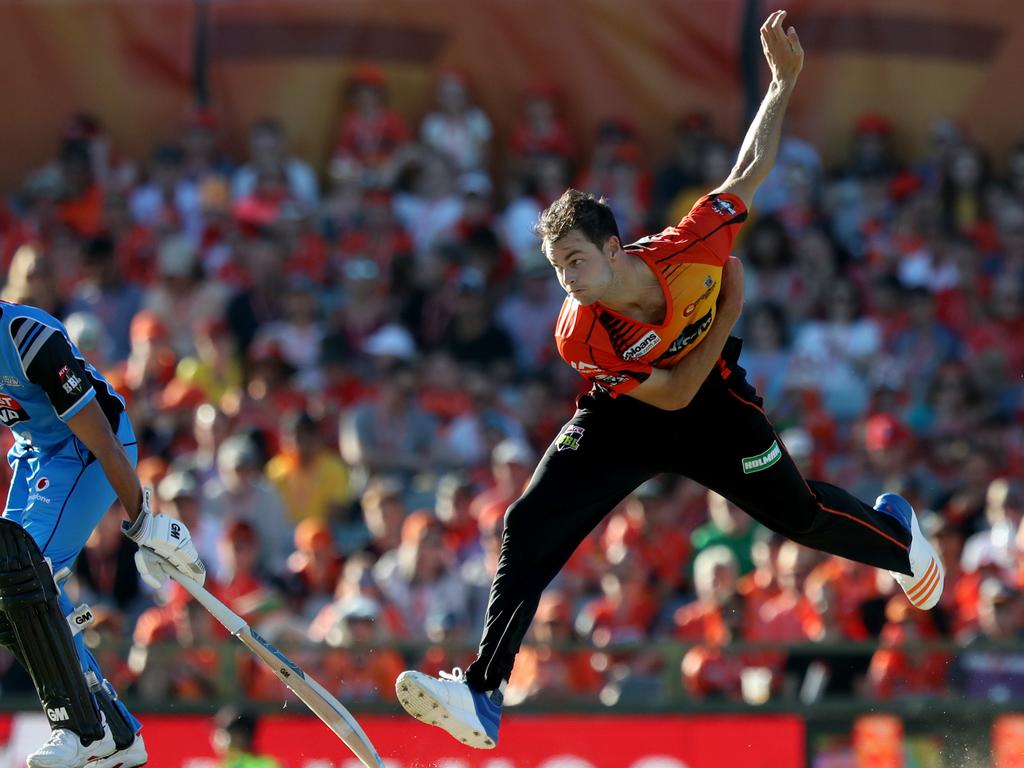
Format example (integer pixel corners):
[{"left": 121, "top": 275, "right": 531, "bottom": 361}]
[
  {"left": 46, "top": 706, "right": 69, "bottom": 723},
  {"left": 59, "top": 366, "right": 83, "bottom": 395},
  {"left": 35, "top": 477, "right": 49, "bottom": 491},
  {"left": 556, "top": 425, "right": 585, "bottom": 452},
  {"left": 0, "top": 394, "right": 29, "bottom": 426},
  {"left": 711, "top": 197, "right": 737, "bottom": 216},
  {"left": 571, "top": 361, "right": 604, "bottom": 374},
  {"left": 655, "top": 309, "right": 713, "bottom": 361},
  {"left": 622, "top": 330, "right": 661, "bottom": 360},
  {"left": 741, "top": 440, "right": 782, "bottom": 474},
  {"left": 683, "top": 277, "right": 717, "bottom": 317},
  {"left": 0, "top": 375, "right": 22, "bottom": 387}
]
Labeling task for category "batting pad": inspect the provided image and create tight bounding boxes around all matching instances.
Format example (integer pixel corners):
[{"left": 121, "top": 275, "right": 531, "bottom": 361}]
[{"left": 0, "top": 518, "right": 104, "bottom": 742}]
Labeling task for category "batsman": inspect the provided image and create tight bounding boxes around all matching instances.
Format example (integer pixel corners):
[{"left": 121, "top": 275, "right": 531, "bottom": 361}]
[{"left": 0, "top": 298, "right": 206, "bottom": 767}]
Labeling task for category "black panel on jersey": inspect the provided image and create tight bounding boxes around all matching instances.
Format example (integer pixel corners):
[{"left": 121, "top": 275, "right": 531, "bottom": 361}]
[{"left": 23, "top": 331, "right": 121, "bottom": 428}]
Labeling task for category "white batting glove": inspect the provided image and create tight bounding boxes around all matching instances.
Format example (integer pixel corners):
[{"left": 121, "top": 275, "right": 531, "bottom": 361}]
[{"left": 123, "top": 488, "right": 207, "bottom": 589}]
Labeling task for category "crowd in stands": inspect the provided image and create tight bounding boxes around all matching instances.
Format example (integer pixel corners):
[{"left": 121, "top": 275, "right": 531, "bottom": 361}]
[{"left": 0, "top": 64, "right": 1023, "bottom": 708}]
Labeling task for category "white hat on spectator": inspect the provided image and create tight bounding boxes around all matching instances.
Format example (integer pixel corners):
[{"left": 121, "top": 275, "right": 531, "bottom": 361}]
[
  {"left": 363, "top": 324, "right": 417, "bottom": 360},
  {"left": 780, "top": 427, "right": 813, "bottom": 460},
  {"left": 157, "top": 235, "right": 197, "bottom": 278},
  {"left": 158, "top": 471, "right": 199, "bottom": 502},
  {"left": 492, "top": 438, "right": 535, "bottom": 467},
  {"left": 64, "top": 311, "right": 108, "bottom": 356},
  {"left": 338, "top": 595, "right": 381, "bottom": 623}
]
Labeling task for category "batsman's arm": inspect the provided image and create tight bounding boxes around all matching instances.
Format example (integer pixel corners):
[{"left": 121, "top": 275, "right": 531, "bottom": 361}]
[{"left": 66, "top": 400, "right": 143, "bottom": 521}]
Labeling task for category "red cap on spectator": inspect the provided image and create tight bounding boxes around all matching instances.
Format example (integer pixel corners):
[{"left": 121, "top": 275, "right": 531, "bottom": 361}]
[
  {"left": 865, "top": 413, "right": 909, "bottom": 451},
  {"left": 855, "top": 113, "right": 893, "bottom": 136},
  {"left": 348, "top": 63, "right": 386, "bottom": 88},
  {"left": 889, "top": 171, "right": 923, "bottom": 202}
]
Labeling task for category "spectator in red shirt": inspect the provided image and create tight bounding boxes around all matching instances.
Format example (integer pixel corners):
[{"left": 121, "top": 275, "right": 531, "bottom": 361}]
[{"left": 332, "top": 65, "right": 410, "bottom": 177}]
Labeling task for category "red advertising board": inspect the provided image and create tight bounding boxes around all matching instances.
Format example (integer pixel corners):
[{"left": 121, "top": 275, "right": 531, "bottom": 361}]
[{"left": 0, "top": 713, "right": 803, "bottom": 768}]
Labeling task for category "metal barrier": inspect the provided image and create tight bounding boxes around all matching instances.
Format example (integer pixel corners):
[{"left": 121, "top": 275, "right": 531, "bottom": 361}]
[{"left": 1, "top": 638, "right": 1022, "bottom": 766}]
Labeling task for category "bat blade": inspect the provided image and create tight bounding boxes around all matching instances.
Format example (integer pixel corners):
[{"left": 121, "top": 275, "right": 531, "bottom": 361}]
[{"left": 162, "top": 564, "right": 385, "bottom": 767}]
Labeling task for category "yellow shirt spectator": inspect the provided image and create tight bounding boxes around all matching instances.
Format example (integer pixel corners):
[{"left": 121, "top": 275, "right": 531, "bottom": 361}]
[{"left": 266, "top": 449, "right": 352, "bottom": 524}]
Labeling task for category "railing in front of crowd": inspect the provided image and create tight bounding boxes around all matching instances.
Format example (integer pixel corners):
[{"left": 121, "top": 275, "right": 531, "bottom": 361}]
[{"left": 1, "top": 638, "right": 1022, "bottom": 765}]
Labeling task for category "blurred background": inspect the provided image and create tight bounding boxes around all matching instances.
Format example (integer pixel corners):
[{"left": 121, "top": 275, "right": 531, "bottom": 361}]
[{"left": 0, "top": 0, "right": 1023, "bottom": 765}]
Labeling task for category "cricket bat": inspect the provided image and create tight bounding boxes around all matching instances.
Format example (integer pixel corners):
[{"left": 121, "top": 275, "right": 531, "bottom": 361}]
[{"left": 161, "top": 564, "right": 386, "bottom": 767}]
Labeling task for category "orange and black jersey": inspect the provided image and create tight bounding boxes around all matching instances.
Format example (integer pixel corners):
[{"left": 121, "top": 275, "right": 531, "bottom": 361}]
[{"left": 555, "top": 192, "right": 748, "bottom": 397}]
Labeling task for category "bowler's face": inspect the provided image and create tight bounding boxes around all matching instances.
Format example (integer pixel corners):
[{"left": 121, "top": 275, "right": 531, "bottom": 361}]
[{"left": 544, "top": 231, "right": 612, "bottom": 306}]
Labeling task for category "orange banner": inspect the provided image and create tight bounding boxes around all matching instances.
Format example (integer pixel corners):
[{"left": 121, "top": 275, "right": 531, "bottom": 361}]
[
  {"left": 0, "top": 1, "right": 1022, "bottom": 191},
  {"left": 0, "top": 2, "right": 195, "bottom": 187}
]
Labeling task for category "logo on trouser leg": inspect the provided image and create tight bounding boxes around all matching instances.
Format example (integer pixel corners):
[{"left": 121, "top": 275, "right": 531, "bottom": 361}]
[
  {"left": 46, "top": 706, "right": 69, "bottom": 723},
  {"left": 741, "top": 440, "right": 781, "bottom": 474},
  {"left": 556, "top": 425, "right": 585, "bottom": 452}
]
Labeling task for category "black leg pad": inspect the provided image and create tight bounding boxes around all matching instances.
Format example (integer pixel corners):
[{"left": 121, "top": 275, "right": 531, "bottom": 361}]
[{"left": 0, "top": 518, "right": 103, "bottom": 742}]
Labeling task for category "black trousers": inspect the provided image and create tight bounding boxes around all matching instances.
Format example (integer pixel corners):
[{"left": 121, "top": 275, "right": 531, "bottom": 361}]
[{"left": 464, "top": 337, "right": 913, "bottom": 692}]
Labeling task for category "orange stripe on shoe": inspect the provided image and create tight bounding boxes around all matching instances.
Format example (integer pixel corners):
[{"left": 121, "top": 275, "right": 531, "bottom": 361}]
[
  {"left": 907, "top": 560, "right": 937, "bottom": 600},
  {"left": 818, "top": 504, "right": 911, "bottom": 553},
  {"left": 913, "top": 570, "right": 942, "bottom": 608},
  {"left": 910, "top": 563, "right": 940, "bottom": 606}
]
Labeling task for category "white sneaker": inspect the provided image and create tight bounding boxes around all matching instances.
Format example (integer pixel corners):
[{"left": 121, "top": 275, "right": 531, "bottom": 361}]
[
  {"left": 396, "top": 668, "right": 502, "bottom": 749},
  {"left": 26, "top": 723, "right": 116, "bottom": 768},
  {"left": 88, "top": 733, "right": 148, "bottom": 767},
  {"left": 875, "top": 493, "right": 945, "bottom": 610}
]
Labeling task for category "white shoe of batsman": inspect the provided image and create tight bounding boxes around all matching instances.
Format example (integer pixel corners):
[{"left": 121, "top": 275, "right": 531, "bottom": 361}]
[
  {"left": 122, "top": 489, "right": 206, "bottom": 589},
  {"left": 26, "top": 724, "right": 116, "bottom": 768},
  {"left": 87, "top": 733, "right": 148, "bottom": 768}
]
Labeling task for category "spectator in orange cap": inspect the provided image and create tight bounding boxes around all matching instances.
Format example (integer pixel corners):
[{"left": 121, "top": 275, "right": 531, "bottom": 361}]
[{"left": 285, "top": 518, "right": 344, "bottom": 619}]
